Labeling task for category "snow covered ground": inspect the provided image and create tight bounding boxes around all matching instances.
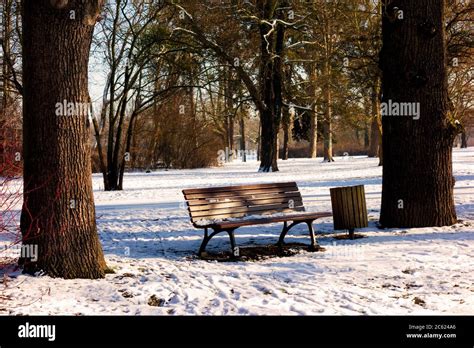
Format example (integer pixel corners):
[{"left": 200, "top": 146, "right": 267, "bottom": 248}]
[{"left": 1, "top": 148, "right": 473, "bottom": 315}]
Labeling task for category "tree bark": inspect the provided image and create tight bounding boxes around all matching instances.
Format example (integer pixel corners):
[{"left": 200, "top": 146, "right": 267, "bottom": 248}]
[
  {"left": 379, "top": 0, "right": 458, "bottom": 227},
  {"left": 257, "top": 119, "right": 261, "bottom": 161},
  {"left": 91, "top": 102, "right": 109, "bottom": 188},
  {"left": 322, "top": 85, "right": 334, "bottom": 162},
  {"left": 119, "top": 112, "right": 137, "bottom": 190},
  {"left": 364, "top": 124, "right": 370, "bottom": 148},
  {"left": 257, "top": 0, "right": 284, "bottom": 172},
  {"left": 281, "top": 105, "right": 291, "bottom": 160},
  {"left": 321, "top": 11, "right": 334, "bottom": 163},
  {"left": 239, "top": 111, "right": 246, "bottom": 162},
  {"left": 2, "top": 0, "right": 13, "bottom": 110},
  {"left": 103, "top": 0, "right": 120, "bottom": 191},
  {"left": 378, "top": 142, "right": 383, "bottom": 166},
  {"left": 368, "top": 79, "right": 382, "bottom": 157},
  {"left": 225, "top": 67, "right": 234, "bottom": 159},
  {"left": 368, "top": 116, "right": 379, "bottom": 157},
  {"left": 259, "top": 107, "right": 279, "bottom": 171},
  {"left": 308, "top": 64, "right": 318, "bottom": 158},
  {"left": 460, "top": 129, "right": 467, "bottom": 148},
  {"left": 20, "top": 0, "right": 107, "bottom": 278}
]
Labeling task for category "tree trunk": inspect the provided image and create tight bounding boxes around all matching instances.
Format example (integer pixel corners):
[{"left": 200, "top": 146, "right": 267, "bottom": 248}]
[
  {"left": 378, "top": 142, "right": 383, "bottom": 166},
  {"left": 105, "top": 167, "right": 119, "bottom": 191},
  {"left": 282, "top": 63, "right": 293, "bottom": 161},
  {"left": 110, "top": 94, "right": 129, "bottom": 189},
  {"left": 364, "top": 124, "right": 370, "bottom": 148},
  {"left": 368, "top": 114, "right": 380, "bottom": 157},
  {"left": 379, "top": 0, "right": 457, "bottom": 227},
  {"left": 274, "top": 131, "right": 279, "bottom": 162},
  {"left": 2, "top": 0, "right": 13, "bottom": 110},
  {"left": 257, "top": 0, "right": 284, "bottom": 172},
  {"left": 322, "top": 13, "right": 334, "bottom": 163},
  {"left": 259, "top": 107, "right": 279, "bottom": 171},
  {"left": 368, "top": 79, "right": 382, "bottom": 157},
  {"left": 91, "top": 103, "right": 109, "bottom": 189},
  {"left": 107, "top": 56, "right": 134, "bottom": 191},
  {"left": 257, "top": 120, "right": 261, "bottom": 161},
  {"left": 309, "top": 112, "right": 318, "bottom": 158},
  {"left": 282, "top": 105, "right": 291, "bottom": 160},
  {"left": 308, "top": 65, "right": 318, "bottom": 158},
  {"left": 239, "top": 111, "right": 246, "bottom": 162},
  {"left": 323, "top": 87, "right": 334, "bottom": 162},
  {"left": 225, "top": 67, "right": 234, "bottom": 159},
  {"left": 20, "top": 0, "right": 107, "bottom": 278},
  {"left": 226, "top": 114, "right": 234, "bottom": 161},
  {"left": 119, "top": 113, "right": 137, "bottom": 190},
  {"left": 460, "top": 129, "right": 467, "bottom": 148}
]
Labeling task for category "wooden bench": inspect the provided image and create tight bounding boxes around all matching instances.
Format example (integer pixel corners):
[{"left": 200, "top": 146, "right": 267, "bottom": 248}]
[{"left": 182, "top": 182, "right": 332, "bottom": 257}]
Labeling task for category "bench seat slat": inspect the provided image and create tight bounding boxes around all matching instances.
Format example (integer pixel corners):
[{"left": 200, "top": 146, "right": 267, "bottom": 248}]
[
  {"left": 192, "top": 207, "right": 306, "bottom": 224},
  {"left": 190, "top": 202, "right": 304, "bottom": 219},
  {"left": 188, "top": 197, "right": 303, "bottom": 212},
  {"left": 195, "top": 212, "right": 332, "bottom": 229},
  {"left": 186, "top": 191, "right": 302, "bottom": 206}
]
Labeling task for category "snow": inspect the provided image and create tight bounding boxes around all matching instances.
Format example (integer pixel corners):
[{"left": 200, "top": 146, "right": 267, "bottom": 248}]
[{"left": 1, "top": 148, "right": 473, "bottom": 315}]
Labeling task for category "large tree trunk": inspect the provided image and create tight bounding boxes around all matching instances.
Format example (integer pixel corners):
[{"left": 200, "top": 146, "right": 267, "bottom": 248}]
[
  {"left": 368, "top": 79, "right": 382, "bottom": 157},
  {"left": 379, "top": 0, "right": 458, "bottom": 227},
  {"left": 20, "top": 0, "right": 107, "bottom": 278}
]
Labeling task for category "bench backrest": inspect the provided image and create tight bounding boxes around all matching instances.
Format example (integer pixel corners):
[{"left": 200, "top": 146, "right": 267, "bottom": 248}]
[{"left": 182, "top": 182, "right": 305, "bottom": 225}]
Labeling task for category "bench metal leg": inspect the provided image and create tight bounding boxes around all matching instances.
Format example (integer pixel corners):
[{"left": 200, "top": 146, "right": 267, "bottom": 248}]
[
  {"left": 198, "top": 227, "right": 212, "bottom": 256},
  {"left": 306, "top": 220, "right": 318, "bottom": 250},
  {"left": 226, "top": 230, "right": 238, "bottom": 257},
  {"left": 277, "top": 220, "right": 304, "bottom": 246},
  {"left": 198, "top": 227, "right": 238, "bottom": 257},
  {"left": 277, "top": 219, "right": 319, "bottom": 250}
]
